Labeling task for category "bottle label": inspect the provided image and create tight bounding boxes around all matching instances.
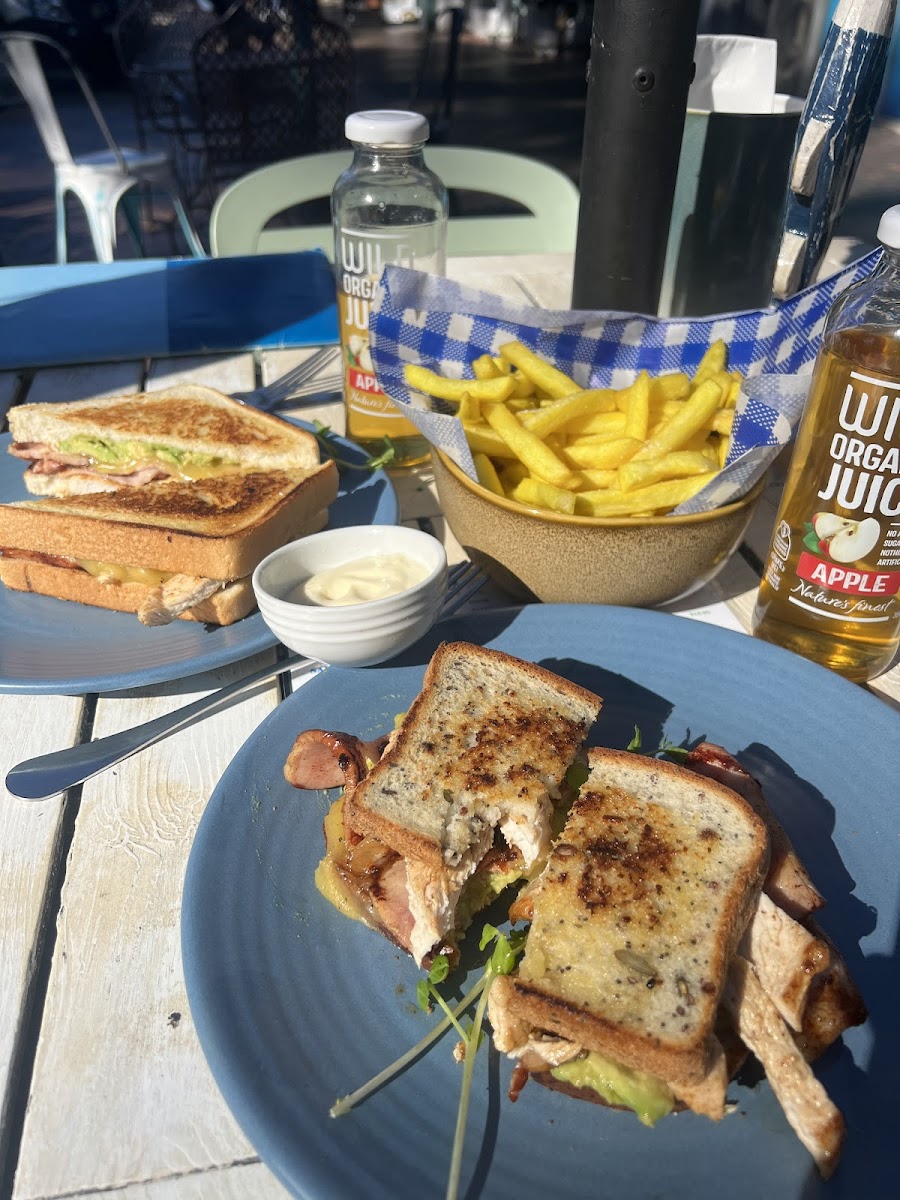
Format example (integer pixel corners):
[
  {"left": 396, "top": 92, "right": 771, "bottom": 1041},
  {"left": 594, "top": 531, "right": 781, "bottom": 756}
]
[
  {"left": 337, "top": 228, "right": 419, "bottom": 421},
  {"left": 768, "top": 367, "right": 900, "bottom": 625}
]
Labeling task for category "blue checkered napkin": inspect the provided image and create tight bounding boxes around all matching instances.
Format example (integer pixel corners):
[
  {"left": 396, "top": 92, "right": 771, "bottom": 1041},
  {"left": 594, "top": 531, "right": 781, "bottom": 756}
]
[{"left": 369, "top": 250, "right": 880, "bottom": 510}]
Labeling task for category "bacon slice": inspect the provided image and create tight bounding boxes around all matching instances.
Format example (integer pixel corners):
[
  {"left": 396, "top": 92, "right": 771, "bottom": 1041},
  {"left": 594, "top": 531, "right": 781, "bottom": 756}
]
[
  {"left": 283, "top": 730, "right": 391, "bottom": 790},
  {"left": 685, "top": 743, "right": 824, "bottom": 920},
  {"left": 9, "top": 442, "right": 91, "bottom": 468},
  {"left": 723, "top": 956, "right": 845, "bottom": 1178}
]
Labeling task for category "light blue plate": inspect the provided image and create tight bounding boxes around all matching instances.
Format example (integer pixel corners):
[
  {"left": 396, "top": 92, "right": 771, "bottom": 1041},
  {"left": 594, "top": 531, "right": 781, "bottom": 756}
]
[
  {"left": 0, "top": 424, "right": 397, "bottom": 694},
  {"left": 182, "top": 605, "right": 899, "bottom": 1200}
]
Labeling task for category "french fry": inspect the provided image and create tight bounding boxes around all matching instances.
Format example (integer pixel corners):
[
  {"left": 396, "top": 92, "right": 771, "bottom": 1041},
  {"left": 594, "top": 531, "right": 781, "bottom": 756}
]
[
  {"left": 649, "top": 372, "right": 691, "bottom": 404},
  {"left": 463, "top": 423, "right": 519, "bottom": 459},
  {"left": 404, "top": 363, "right": 516, "bottom": 403},
  {"left": 634, "top": 379, "right": 723, "bottom": 460},
  {"left": 510, "top": 476, "right": 576, "bottom": 515},
  {"left": 711, "top": 409, "right": 734, "bottom": 436},
  {"left": 692, "top": 340, "right": 727, "bottom": 384},
  {"left": 618, "top": 450, "right": 714, "bottom": 493},
  {"left": 725, "top": 371, "right": 743, "bottom": 407},
  {"left": 561, "top": 436, "right": 642, "bottom": 470},
  {"left": 624, "top": 371, "right": 651, "bottom": 440},
  {"left": 579, "top": 468, "right": 619, "bottom": 488},
  {"left": 574, "top": 474, "right": 715, "bottom": 517},
  {"left": 474, "top": 452, "right": 504, "bottom": 496},
  {"left": 563, "top": 410, "right": 628, "bottom": 439},
  {"left": 718, "top": 434, "right": 731, "bottom": 468},
  {"left": 457, "top": 392, "right": 481, "bottom": 423},
  {"left": 499, "top": 460, "right": 529, "bottom": 490},
  {"left": 520, "top": 389, "right": 618, "bottom": 437},
  {"left": 485, "top": 403, "right": 581, "bottom": 488},
  {"left": 498, "top": 340, "right": 580, "bottom": 399},
  {"left": 472, "top": 354, "right": 502, "bottom": 381}
]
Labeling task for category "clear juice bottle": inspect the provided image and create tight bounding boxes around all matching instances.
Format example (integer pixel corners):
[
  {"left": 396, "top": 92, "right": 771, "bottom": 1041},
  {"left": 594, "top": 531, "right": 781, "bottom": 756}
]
[
  {"left": 752, "top": 204, "right": 900, "bottom": 681},
  {"left": 332, "top": 110, "right": 448, "bottom": 468}
]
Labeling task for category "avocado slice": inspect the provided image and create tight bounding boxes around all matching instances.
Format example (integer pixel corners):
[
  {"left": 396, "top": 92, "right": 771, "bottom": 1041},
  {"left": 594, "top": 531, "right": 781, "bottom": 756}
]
[{"left": 551, "top": 1051, "right": 675, "bottom": 1127}]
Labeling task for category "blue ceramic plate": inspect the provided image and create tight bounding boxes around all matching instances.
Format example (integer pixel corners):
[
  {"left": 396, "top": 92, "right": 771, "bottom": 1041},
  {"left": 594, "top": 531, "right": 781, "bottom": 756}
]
[
  {"left": 182, "top": 605, "right": 899, "bottom": 1200},
  {"left": 0, "top": 425, "right": 397, "bottom": 693}
]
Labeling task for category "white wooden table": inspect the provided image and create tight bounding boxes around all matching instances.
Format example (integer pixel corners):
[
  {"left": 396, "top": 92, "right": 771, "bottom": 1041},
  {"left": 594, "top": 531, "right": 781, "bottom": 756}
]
[{"left": 0, "top": 254, "right": 897, "bottom": 1200}]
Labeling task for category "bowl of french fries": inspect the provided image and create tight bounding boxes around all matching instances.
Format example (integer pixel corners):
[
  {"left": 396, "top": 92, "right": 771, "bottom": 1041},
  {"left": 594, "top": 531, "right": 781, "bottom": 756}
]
[{"left": 403, "top": 339, "right": 763, "bottom": 606}]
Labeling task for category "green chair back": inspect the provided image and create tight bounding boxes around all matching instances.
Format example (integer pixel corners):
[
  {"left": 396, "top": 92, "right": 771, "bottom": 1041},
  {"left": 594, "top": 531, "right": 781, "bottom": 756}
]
[{"left": 209, "top": 147, "right": 579, "bottom": 258}]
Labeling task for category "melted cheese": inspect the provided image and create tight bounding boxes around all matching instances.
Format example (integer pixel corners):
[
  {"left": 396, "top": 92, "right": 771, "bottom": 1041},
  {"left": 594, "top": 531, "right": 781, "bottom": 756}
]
[{"left": 76, "top": 560, "right": 174, "bottom": 586}]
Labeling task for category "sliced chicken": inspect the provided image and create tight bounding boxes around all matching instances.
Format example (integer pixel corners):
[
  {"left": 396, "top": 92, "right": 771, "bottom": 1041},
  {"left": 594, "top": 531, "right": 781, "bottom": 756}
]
[
  {"left": 794, "top": 919, "right": 868, "bottom": 1060},
  {"left": 741, "top": 893, "right": 830, "bottom": 1031},
  {"left": 685, "top": 743, "right": 824, "bottom": 920},
  {"left": 137, "top": 574, "right": 223, "bottom": 626},
  {"left": 723, "top": 956, "right": 844, "bottom": 1178}
]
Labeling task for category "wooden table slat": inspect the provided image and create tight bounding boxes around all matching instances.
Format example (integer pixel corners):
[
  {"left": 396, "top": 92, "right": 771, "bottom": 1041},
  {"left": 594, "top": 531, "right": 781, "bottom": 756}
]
[
  {"left": 13, "top": 658, "right": 279, "bottom": 1199},
  {"left": 0, "top": 695, "right": 83, "bottom": 1173}
]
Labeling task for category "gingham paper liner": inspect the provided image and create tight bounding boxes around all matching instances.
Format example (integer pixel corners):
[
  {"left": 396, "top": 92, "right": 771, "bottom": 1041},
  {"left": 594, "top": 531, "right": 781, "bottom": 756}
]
[{"left": 370, "top": 250, "right": 879, "bottom": 514}]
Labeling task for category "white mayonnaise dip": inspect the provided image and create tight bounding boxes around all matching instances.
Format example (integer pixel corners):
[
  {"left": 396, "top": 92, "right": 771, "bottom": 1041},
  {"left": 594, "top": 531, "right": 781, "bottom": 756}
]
[{"left": 294, "top": 552, "right": 430, "bottom": 606}]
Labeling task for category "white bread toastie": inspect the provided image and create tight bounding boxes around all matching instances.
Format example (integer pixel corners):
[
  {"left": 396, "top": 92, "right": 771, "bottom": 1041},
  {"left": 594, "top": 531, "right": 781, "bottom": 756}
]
[
  {"left": 0, "top": 463, "right": 338, "bottom": 625},
  {"left": 7, "top": 384, "right": 321, "bottom": 496},
  {"left": 297, "top": 642, "right": 602, "bottom": 965},
  {"left": 489, "top": 746, "right": 860, "bottom": 1178}
]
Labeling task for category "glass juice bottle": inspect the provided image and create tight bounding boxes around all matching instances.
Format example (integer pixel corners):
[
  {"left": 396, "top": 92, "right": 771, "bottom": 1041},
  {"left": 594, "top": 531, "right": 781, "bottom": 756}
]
[
  {"left": 332, "top": 110, "right": 448, "bottom": 467},
  {"left": 752, "top": 204, "right": 900, "bottom": 681}
]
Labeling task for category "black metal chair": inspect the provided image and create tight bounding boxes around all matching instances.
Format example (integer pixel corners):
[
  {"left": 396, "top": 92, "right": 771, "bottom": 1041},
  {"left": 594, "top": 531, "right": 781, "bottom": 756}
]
[
  {"left": 192, "top": 1, "right": 354, "bottom": 188},
  {"left": 113, "top": 0, "right": 222, "bottom": 203}
]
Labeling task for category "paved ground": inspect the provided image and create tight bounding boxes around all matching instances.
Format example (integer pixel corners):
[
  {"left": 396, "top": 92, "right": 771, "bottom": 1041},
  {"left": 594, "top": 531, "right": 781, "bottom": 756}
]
[{"left": 0, "top": 10, "right": 897, "bottom": 269}]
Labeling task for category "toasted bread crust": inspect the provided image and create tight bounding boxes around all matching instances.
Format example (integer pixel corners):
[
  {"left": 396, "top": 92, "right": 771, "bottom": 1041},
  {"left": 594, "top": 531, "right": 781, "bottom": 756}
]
[
  {"left": 344, "top": 641, "right": 602, "bottom": 868},
  {"left": 0, "top": 558, "right": 256, "bottom": 624},
  {"left": 0, "top": 465, "right": 336, "bottom": 578},
  {"left": 502, "top": 749, "right": 768, "bottom": 1087},
  {"left": 8, "top": 384, "right": 320, "bottom": 470}
]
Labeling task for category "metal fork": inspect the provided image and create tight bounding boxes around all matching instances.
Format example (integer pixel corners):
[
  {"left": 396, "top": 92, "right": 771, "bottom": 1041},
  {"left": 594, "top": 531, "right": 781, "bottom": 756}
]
[
  {"left": 234, "top": 345, "right": 342, "bottom": 411},
  {"left": 5, "top": 561, "right": 490, "bottom": 802}
]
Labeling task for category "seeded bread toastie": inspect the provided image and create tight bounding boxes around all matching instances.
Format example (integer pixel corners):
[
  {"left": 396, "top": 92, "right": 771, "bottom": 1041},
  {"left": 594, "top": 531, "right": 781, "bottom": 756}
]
[
  {"left": 490, "top": 746, "right": 856, "bottom": 1178},
  {"left": 489, "top": 748, "right": 769, "bottom": 1123},
  {"left": 7, "top": 384, "right": 321, "bottom": 496},
  {"left": 313, "top": 642, "right": 602, "bottom": 965},
  {"left": 0, "top": 464, "right": 338, "bottom": 625}
]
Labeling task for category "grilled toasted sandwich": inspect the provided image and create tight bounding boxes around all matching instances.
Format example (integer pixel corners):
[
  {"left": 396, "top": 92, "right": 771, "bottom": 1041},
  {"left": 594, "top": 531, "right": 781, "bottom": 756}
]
[
  {"left": 0, "top": 463, "right": 338, "bottom": 625},
  {"left": 301, "top": 642, "right": 602, "bottom": 965},
  {"left": 7, "top": 384, "right": 321, "bottom": 495},
  {"left": 489, "top": 746, "right": 860, "bottom": 1178}
]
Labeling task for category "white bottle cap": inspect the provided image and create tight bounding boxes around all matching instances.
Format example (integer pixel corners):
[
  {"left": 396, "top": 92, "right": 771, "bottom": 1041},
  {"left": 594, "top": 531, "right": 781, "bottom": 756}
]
[
  {"left": 876, "top": 204, "right": 900, "bottom": 249},
  {"left": 345, "top": 110, "right": 429, "bottom": 147}
]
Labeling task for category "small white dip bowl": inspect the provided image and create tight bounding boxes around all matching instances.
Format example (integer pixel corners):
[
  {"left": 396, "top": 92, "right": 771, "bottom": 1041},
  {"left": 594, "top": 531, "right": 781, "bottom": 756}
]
[{"left": 252, "top": 525, "right": 448, "bottom": 667}]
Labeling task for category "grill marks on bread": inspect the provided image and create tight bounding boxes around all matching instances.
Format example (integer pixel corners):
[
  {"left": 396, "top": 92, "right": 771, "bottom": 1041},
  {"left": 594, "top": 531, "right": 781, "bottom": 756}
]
[
  {"left": 11, "top": 470, "right": 308, "bottom": 536},
  {"left": 8, "top": 384, "right": 321, "bottom": 467}
]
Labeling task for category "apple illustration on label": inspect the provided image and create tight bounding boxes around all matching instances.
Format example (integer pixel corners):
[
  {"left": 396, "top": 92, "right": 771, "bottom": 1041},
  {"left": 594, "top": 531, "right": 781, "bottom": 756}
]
[{"left": 812, "top": 512, "right": 881, "bottom": 563}]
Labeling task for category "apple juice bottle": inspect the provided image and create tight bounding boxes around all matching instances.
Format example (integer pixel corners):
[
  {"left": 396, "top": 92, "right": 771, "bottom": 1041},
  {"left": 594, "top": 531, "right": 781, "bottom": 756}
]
[
  {"left": 332, "top": 110, "right": 448, "bottom": 468},
  {"left": 752, "top": 204, "right": 900, "bottom": 681}
]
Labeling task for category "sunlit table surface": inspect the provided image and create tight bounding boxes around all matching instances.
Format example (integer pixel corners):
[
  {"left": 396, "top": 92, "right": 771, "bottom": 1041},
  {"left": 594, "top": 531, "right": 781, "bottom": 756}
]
[{"left": 0, "top": 253, "right": 897, "bottom": 1200}]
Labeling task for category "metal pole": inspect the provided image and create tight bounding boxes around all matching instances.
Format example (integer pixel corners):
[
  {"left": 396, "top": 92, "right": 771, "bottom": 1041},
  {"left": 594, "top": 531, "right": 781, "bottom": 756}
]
[{"left": 572, "top": 0, "right": 702, "bottom": 313}]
